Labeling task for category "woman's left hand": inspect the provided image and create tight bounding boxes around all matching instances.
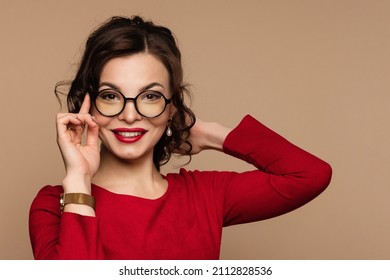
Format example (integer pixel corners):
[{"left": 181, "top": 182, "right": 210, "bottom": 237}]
[{"left": 186, "top": 117, "right": 232, "bottom": 155}]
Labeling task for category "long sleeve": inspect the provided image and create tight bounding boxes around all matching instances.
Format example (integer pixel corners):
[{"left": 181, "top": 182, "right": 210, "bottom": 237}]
[
  {"left": 221, "top": 115, "right": 332, "bottom": 226},
  {"left": 29, "top": 186, "right": 100, "bottom": 259}
]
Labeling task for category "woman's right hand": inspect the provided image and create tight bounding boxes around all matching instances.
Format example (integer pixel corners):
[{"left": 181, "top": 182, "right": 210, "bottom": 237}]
[{"left": 56, "top": 93, "right": 100, "bottom": 194}]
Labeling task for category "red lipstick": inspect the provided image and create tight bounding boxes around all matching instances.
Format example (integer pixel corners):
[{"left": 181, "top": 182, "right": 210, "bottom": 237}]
[{"left": 112, "top": 128, "right": 147, "bottom": 144}]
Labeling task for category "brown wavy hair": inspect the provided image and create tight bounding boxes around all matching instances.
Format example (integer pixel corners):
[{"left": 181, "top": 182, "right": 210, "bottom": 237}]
[{"left": 55, "top": 16, "right": 196, "bottom": 170}]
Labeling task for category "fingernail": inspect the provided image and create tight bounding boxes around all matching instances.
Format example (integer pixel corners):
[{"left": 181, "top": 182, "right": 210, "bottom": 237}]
[{"left": 91, "top": 116, "right": 99, "bottom": 127}]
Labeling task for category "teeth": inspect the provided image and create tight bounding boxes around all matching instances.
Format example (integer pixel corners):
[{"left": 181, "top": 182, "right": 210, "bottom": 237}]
[{"left": 117, "top": 131, "right": 143, "bottom": 137}]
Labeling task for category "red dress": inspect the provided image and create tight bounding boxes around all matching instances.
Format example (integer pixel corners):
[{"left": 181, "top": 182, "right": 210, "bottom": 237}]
[{"left": 29, "top": 115, "right": 332, "bottom": 259}]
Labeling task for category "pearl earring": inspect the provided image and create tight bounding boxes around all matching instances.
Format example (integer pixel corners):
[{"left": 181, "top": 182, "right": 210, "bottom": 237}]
[{"left": 166, "top": 119, "right": 173, "bottom": 137}]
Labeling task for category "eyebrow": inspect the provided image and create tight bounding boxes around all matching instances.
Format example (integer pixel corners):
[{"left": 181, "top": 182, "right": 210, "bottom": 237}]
[{"left": 99, "top": 82, "right": 165, "bottom": 92}]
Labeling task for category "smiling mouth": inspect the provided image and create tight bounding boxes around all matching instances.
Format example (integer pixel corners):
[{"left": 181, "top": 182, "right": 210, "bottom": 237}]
[
  {"left": 112, "top": 129, "right": 147, "bottom": 143},
  {"left": 115, "top": 131, "right": 144, "bottom": 138}
]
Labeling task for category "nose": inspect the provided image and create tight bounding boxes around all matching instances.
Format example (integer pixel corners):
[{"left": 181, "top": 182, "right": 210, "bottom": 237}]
[{"left": 117, "top": 100, "right": 143, "bottom": 123}]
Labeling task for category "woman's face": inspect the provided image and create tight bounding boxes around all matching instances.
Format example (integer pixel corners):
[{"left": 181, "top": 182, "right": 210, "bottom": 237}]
[{"left": 91, "top": 52, "right": 174, "bottom": 162}]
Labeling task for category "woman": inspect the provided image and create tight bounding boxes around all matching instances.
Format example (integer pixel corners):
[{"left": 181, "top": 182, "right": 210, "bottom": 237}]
[{"left": 29, "top": 16, "right": 332, "bottom": 259}]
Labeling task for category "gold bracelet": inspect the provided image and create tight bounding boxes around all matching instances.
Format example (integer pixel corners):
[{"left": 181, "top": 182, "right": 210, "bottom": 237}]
[{"left": 60, "top": 193, "right": 96, "bottom": 213}]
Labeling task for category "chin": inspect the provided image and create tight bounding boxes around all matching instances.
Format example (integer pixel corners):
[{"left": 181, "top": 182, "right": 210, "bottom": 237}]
[{"left": 112, "top": 146, "right": 153, "bottom": 162}]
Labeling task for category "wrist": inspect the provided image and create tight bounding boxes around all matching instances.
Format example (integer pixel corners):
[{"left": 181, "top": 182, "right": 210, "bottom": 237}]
[
  {"left": 60, "top": 192, "right": 95, "bottom": 209},
  {"left": 202, "top": 122, "right": 231, "bottom": 151},
  {"left": 62, "top": 174, "right": 92, "bottom": 194}
]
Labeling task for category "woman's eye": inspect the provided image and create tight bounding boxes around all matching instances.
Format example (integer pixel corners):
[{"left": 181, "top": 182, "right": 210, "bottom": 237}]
[
  {"left": 99, "top": 92, "right": 120, "bottom": 101},
  {"left": 142, "top": 91, "right": 162, "bottom": 102},
  {"left": 147, "top": 94, "right": 159, "bottom": 100},
  {"left": 104, "top": 94, "right": 117, "bottom": 100}
]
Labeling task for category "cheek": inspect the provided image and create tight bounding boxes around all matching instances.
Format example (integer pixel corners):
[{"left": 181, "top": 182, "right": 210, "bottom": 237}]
[
  {"left": 148, "top": 111, "right": 171, "bottom": 128},
  {"left": 148, "top": 121, "right": 168, "bottom": 138}
]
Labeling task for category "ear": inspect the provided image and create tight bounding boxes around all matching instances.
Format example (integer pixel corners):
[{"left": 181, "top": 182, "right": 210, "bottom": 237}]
[{"left": 169, "top": 104, "right": 177, "bottom": 119}]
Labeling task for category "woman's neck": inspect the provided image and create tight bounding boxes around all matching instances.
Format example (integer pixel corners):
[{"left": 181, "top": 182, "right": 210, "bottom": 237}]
[{"left": 91, "top": 146, "right": 167, "bottom": 199}]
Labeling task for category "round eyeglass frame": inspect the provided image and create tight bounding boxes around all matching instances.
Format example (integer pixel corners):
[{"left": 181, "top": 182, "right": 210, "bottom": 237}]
[{"left": 93, "top": 89, "right": 172, "bottom": 118}]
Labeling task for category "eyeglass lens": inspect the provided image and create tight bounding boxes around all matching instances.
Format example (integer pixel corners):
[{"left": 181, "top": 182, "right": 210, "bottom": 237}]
[{"left": 95, "top": 89, "right": 169, "bottom": 118}]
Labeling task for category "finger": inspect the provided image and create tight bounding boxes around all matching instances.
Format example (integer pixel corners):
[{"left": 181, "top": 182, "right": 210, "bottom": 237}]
[
  {"left": 56, "top": 114, "right": 84, "bottom": 142},
  {"left": 65, "top": 113, "right": 98, "bottom": 129},
  {"left": 57, "top": 113, "right": 82, "bottom": 132},
  {"left": 68, "top": 114, "right": 99, "bottom": 146},
  {"left": 57, "top": 112, "right": 99, "bottom": 145},
  {"left": 79, "top": 93, "right": 91, "bottom": 114},
  {"left": 73, "top": 113, "right": 98, "bottom": 128},
  {"left": 86, "top": 119, "right": 100, "bottom": 147}
]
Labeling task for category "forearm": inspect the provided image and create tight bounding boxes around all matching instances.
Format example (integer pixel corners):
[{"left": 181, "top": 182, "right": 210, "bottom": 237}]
[
  {"left": 223, "top": 115, "right": 332, "bottom": 177},
  {"left": 221, "top": 115, "right": 332, "bottom": 225}
]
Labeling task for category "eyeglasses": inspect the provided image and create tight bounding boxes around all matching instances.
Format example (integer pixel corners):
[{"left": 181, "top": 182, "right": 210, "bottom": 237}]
[{"left": 94, "top": 89, "right": 171, "bottom": 118}]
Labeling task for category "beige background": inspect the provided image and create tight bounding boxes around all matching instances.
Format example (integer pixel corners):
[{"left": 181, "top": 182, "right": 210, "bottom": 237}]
[{"left": 1, "top": 0, "right": 389, "bottom": 259}]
